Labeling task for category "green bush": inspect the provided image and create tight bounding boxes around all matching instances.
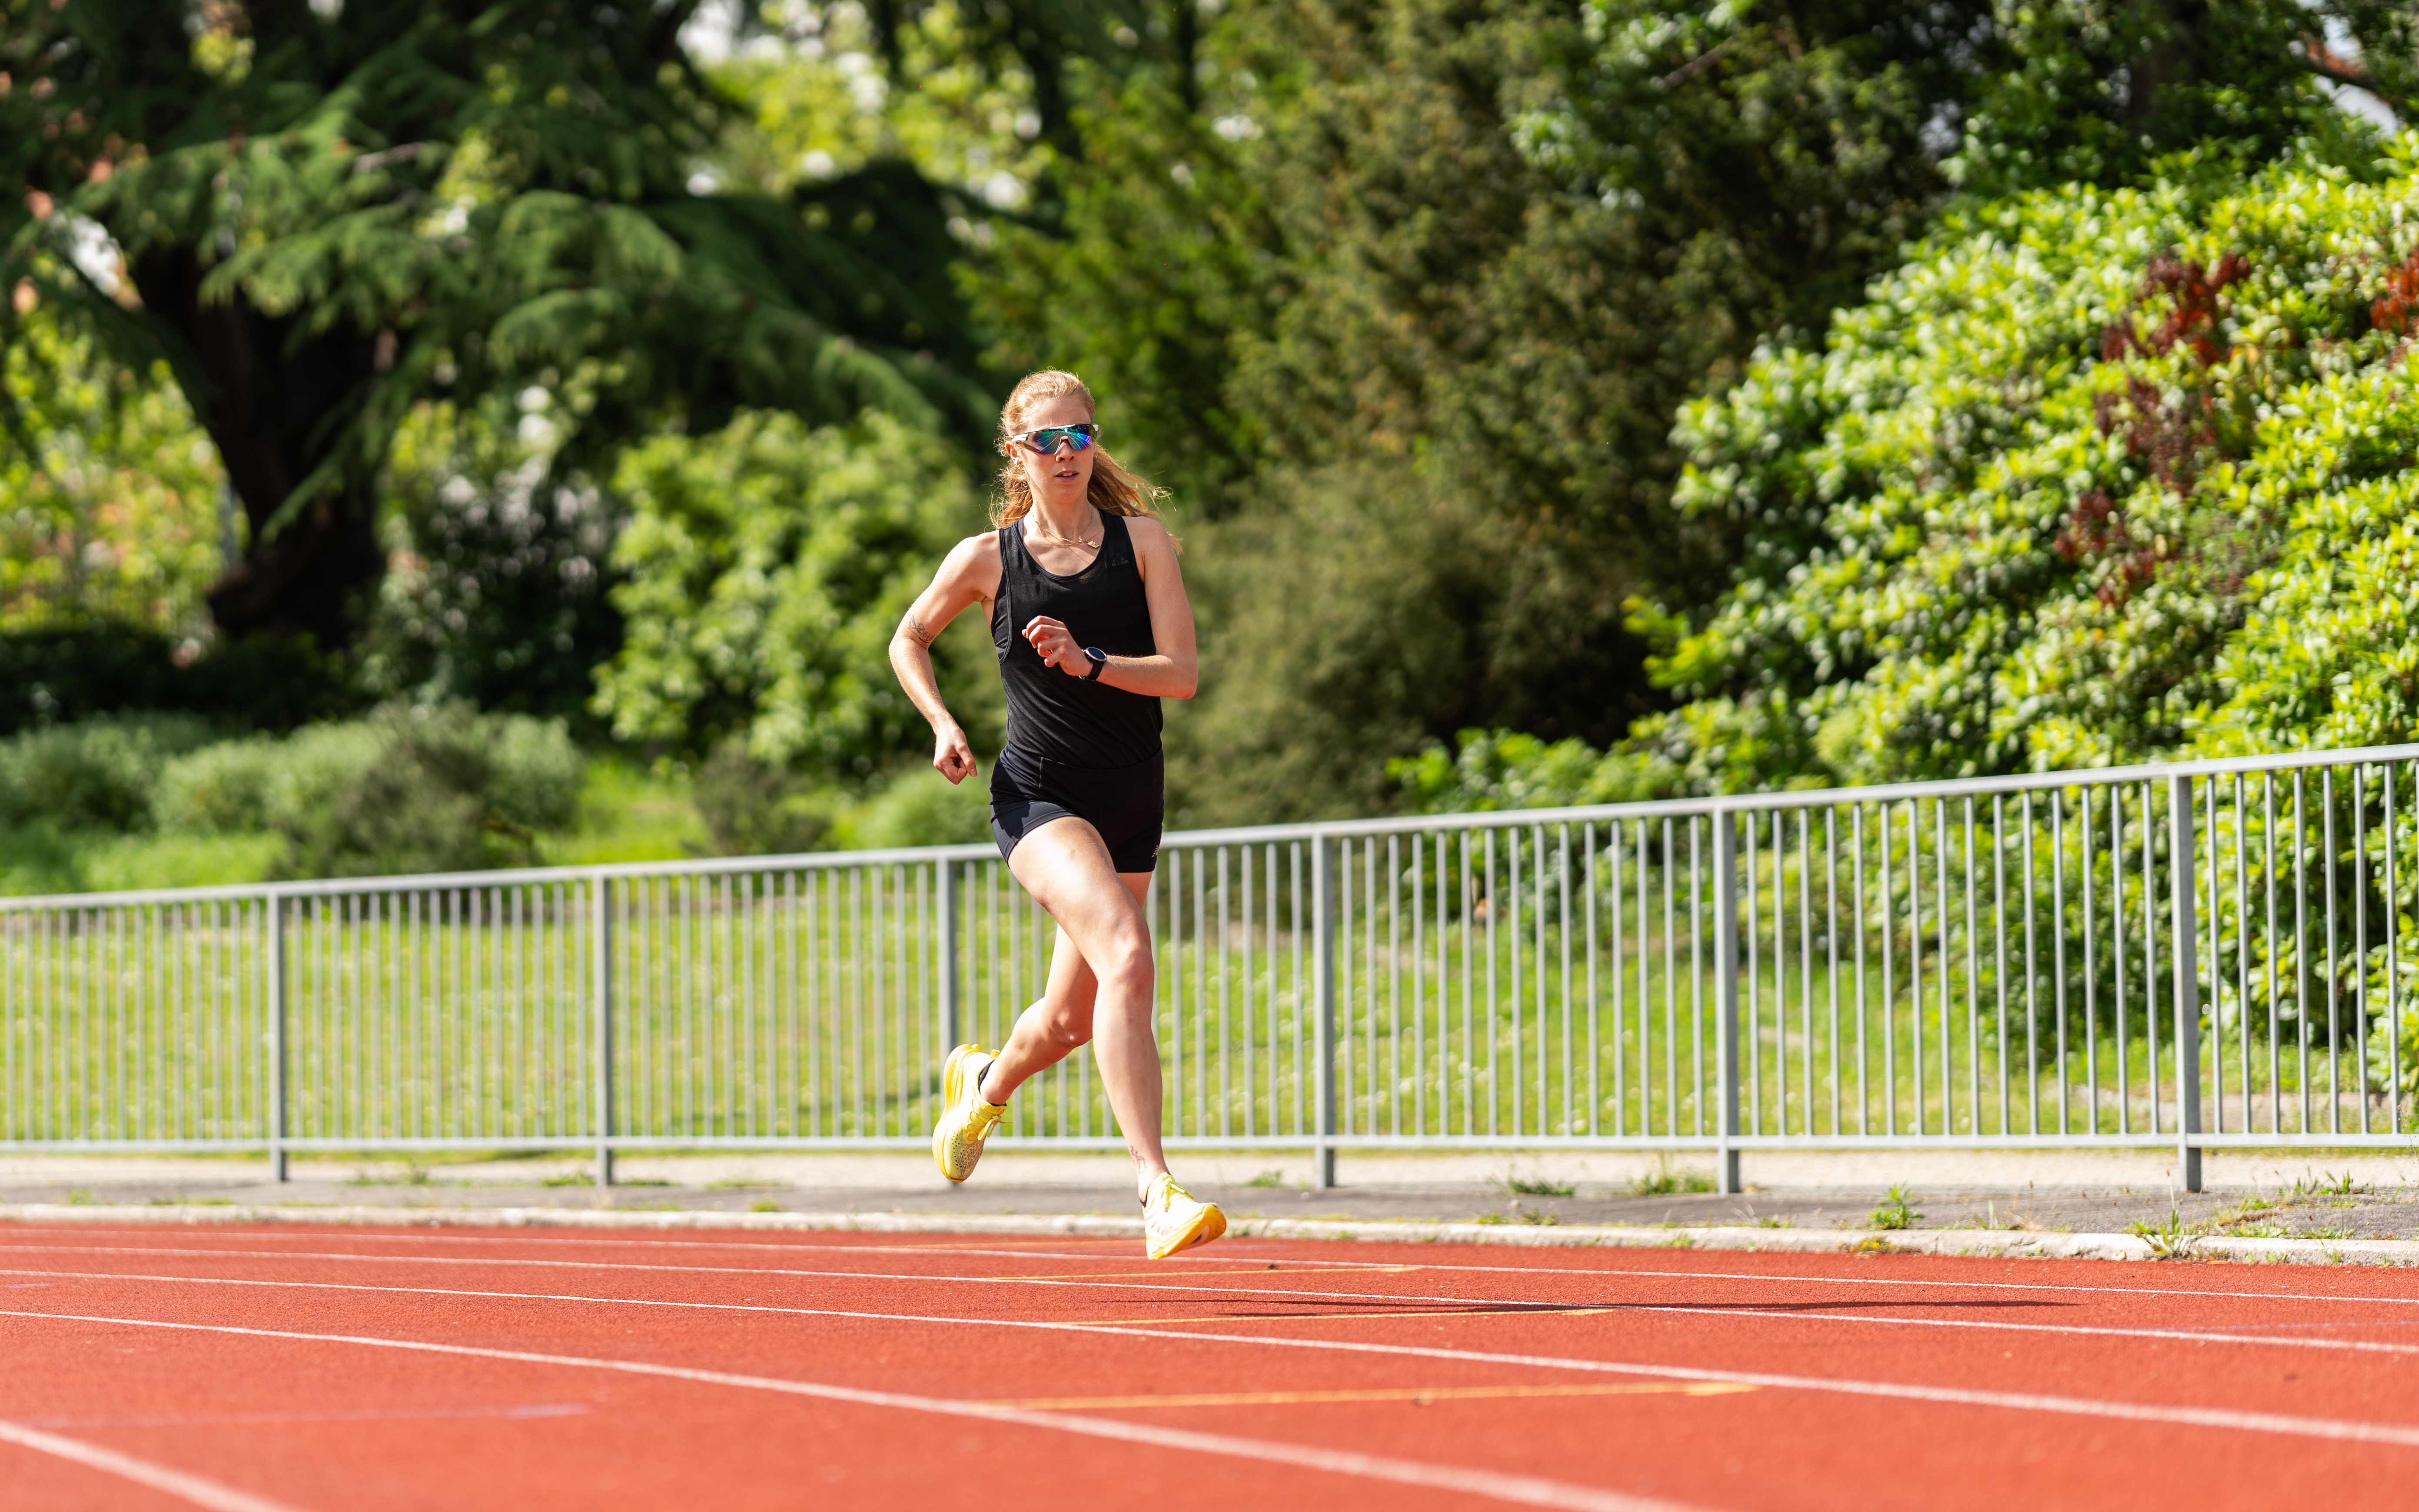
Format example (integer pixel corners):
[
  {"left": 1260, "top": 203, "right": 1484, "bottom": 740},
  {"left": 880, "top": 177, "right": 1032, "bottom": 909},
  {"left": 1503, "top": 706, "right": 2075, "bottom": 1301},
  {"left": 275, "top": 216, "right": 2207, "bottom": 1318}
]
[
  {"left": 0, "top": 715, "right": 216, "bottom": 832},
  {"left": 1390, "top": 729, "right": 1675, "bottom": 815},
  {"left": 836, "top": 766, "right": 990, "bottom": 851},
  {"left": 1602, "top": 143, "right": 2419, "bottom": 790},
  {"left": 146, "top": 708, "right": 584, "bottom": 878},
  {"left": 692, "top": 741, "right": 834, "bottom": 857},
  {"left": 592, "top": 409, "right": 991, "bottom": 780},
  {"left": 153, "top": 737, "right": 284, "bottom": 834},
  {"left": 266, "top": 707, "right": 584, "bottom": 879}
]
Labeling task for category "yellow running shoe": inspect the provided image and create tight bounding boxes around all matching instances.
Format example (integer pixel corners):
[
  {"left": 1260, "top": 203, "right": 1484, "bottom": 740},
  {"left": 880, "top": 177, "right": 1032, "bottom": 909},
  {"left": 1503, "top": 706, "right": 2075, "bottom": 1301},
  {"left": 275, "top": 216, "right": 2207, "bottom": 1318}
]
[
  {"left": 1143, "top": 1173, "right": 1226, "bottom": 1259},
  {"left": 932, "top": 1043, "right": 1006, "bottom": 1183}
]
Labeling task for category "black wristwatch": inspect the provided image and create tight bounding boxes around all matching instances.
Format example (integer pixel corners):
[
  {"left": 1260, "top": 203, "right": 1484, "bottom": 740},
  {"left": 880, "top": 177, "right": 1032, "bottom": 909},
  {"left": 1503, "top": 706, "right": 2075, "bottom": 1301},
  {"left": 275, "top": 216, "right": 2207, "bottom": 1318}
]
[{"left": 1082, "top": 646, "right": 1108, "bottom": 681}]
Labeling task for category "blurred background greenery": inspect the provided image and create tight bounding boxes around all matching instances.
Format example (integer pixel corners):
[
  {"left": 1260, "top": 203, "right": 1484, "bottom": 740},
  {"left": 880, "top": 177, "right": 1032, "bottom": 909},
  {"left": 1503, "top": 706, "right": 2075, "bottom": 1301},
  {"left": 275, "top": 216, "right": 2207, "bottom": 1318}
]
[{"left": 8, "top": 0, "right": 2419, "bottom": 890}]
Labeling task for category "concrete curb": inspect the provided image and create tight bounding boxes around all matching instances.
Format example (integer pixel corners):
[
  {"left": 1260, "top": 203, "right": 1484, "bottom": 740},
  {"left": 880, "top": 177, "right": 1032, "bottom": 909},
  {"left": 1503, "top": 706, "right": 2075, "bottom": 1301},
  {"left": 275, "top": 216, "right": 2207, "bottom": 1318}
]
[{"left": 1, "top": 1203, "right": 2413, "bottom": 1264}]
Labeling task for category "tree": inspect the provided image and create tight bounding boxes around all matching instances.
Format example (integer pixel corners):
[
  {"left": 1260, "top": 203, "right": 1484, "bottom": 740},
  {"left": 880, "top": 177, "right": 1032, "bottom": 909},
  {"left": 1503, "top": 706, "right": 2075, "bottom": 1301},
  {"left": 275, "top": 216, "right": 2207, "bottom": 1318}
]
[
  {"left": 979, "top": 0, "right": 2419, "bottom": 821},
  {"left": 3, "top": 0, "right": 987, "bottom": 648},
  {"left": 1637, "top": 144, "right": 2419, "bottom": 793}
]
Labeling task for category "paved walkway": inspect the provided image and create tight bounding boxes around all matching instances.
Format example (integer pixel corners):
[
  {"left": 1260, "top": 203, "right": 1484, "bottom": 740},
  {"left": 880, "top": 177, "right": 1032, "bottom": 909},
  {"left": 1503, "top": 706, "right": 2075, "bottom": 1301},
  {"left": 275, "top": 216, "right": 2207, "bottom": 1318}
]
[{"left": 7, "top": 1148, "right": 2416, "bottom": 1240}]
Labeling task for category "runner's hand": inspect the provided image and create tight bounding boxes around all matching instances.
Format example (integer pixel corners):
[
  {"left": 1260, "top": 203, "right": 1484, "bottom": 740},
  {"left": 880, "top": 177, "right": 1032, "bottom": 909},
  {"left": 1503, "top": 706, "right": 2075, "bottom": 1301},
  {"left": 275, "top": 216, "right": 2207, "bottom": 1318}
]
[
  {"left": 1022, "top": 615, "right": 1087, "bottom": 677},
  {"left": 932, "top": 723, "right": 977, "bottom": 784}
]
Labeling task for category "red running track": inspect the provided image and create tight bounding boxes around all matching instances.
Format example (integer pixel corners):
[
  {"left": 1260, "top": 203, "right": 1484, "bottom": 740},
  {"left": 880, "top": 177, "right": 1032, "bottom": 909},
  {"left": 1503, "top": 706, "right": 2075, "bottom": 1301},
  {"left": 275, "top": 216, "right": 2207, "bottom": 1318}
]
[{"left": 2, "top": 1223, "right": 2417, "bottom": 1511}]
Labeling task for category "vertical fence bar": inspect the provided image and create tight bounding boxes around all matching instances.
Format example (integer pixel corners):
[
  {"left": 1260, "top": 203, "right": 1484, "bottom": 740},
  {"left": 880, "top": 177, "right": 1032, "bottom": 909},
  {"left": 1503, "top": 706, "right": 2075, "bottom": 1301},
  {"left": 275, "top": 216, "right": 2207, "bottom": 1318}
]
[
  {"left": 939, "top": 858, "right": 961, "bottom": 1053},
  {"left": 2169, "top": 774, "right": 2204, "bottom": 1193},
  {"left": 593, "top": 874, "right": 615, "bottom": 1186},
  {"left": 1713, "top": 808, "right": 1742, "bottom": 1194},
  {"left": 1313, "top": 832, "right": 1339, "bottom": 1189},
  {"left": 267, "top": 892, "right": 287, "bottom": 1182}
]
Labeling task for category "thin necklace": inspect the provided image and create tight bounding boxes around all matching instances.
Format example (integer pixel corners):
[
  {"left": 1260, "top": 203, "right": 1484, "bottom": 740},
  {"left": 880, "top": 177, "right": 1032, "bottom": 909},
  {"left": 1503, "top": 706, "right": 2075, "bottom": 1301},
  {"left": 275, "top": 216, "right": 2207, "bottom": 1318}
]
[{"left": 1030, "top": 511, "right": 1100, "bottom": 550}]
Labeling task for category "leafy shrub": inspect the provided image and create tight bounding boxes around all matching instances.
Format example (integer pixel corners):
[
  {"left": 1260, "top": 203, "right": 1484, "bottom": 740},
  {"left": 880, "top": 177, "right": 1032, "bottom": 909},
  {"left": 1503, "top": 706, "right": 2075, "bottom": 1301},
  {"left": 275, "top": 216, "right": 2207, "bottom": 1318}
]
[
  {"left": 592, "top": 409, "right": 992, "bottom": 780},
  {"left": 488, "top": 714, "right": 584, "bottom": 832},
  {"left": 153, "top": 738, "right": 284, "bottom": 834},
  {"left": 1535, "top": 144, "right": 2419, "bottom": 792},
  {"left": 838, "top": 767, "right": 990, "bottom": 851},
  {"left": 267, "top": 707, "right": 584, "bottom": 879},
  {"left": 1391, "top": 729, "right": 1676, "bottom": 814},
  {"left": 0, "top": 715, "right": 215, "bottom": 832},
  {"left": 692, "top": 741, "right": 834, "bottom": 857},
  {"left": 149, "top": 708, "right": 584, "bottom": 877}
]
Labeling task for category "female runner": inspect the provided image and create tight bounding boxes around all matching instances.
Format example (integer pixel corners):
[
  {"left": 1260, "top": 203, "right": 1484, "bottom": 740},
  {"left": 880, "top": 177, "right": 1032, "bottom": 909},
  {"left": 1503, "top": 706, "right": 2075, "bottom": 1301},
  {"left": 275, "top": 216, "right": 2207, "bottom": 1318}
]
[{"left": 889, "top": 369, "right": 1225, "bottom": 1260}]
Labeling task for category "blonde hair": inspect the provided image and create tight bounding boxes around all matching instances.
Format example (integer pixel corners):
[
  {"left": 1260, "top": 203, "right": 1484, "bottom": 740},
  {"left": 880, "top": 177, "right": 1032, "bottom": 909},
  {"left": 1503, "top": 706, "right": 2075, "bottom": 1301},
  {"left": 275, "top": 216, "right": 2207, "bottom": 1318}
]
[{"left": 991, "top": 370, "right": 1165, "bottom": 528}]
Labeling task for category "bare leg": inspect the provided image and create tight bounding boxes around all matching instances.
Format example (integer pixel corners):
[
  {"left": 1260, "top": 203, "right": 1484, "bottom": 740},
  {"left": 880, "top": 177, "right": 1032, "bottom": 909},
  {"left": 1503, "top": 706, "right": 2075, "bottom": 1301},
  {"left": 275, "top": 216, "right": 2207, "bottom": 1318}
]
[{"left": 986, "top": 817, "right": 1167, "bottom": 1200}]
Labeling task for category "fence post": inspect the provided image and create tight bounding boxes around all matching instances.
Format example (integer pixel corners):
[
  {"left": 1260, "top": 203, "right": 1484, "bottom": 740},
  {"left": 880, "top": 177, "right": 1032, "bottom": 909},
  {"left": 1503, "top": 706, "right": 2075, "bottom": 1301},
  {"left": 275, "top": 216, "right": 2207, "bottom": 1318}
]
[
  {"left": 2167, "top": 774, "right": 2204, "bottom": 1194},
  {"left": 266, "top": 893, "right": 287, "bottom": 1183},
  {"left": 939, "top": 858, "right": 961, "bottom": 1050},
  {"left": 1713, "top": 809, "right": 1742, "bottom": 1195},
  {"left": 593, "top": 874, "right": 615, "bottom": 1188},
  {"left": 1313, "top": 832, "right": 1339, "bottom": 1189}
]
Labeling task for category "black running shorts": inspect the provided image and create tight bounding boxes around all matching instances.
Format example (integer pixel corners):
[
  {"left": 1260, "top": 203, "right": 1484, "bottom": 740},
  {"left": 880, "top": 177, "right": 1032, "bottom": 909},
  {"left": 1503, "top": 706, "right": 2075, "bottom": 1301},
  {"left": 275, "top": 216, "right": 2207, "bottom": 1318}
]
[{"left": 989, "top": 745, "right": 1164, "bottom": 874}]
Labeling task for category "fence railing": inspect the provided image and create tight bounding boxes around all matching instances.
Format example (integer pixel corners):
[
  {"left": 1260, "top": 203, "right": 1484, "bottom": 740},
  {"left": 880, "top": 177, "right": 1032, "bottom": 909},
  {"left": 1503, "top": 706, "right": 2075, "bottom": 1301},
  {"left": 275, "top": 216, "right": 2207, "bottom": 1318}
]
[{"left": 8, "top": 744, "right": 2419, "bottom": 1191}]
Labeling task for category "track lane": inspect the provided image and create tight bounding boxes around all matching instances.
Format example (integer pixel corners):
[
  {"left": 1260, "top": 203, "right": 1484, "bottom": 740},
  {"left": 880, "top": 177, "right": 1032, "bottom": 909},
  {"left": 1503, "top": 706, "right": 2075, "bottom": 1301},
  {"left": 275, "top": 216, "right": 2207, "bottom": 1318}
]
[
  {"left": 6, "top": 1236, "right": 2419, "bottom": 1369},
  {"left": 16, "top": 1226, "right": 2419, "bottom": 1316},
  {"left": 5, "top": 1297, "right": 2415, "bottom": 1512},
  {"left": 13, "top": 1226, "right": 2419, "bottom": 1512}
]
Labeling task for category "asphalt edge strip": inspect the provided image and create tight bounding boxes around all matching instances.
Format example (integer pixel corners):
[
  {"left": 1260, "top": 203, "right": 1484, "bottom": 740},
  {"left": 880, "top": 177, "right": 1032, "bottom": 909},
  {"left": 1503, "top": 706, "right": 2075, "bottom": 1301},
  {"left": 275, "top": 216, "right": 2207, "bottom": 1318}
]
[{"left": 0, "top": 1204, "right": 2409, "bottom": 1265}]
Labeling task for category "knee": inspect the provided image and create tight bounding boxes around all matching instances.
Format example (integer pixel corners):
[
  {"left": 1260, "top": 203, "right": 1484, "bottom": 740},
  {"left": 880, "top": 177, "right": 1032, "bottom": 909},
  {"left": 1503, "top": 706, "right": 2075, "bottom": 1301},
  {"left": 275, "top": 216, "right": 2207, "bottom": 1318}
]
[
  {"left": 1042, "top": 1009, "right": 1093, "bottom": 1050},
  {"left": 1093, "top": 928, "right": 1154, "bottom": 995}
]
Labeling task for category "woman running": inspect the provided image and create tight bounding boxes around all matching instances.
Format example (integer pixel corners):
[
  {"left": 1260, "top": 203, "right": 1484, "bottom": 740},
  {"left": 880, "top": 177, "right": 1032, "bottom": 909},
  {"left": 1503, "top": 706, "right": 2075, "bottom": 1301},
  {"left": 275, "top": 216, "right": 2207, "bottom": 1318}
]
[{"left": 889, "top": 369, "right": 1226, "bottom": 1260}]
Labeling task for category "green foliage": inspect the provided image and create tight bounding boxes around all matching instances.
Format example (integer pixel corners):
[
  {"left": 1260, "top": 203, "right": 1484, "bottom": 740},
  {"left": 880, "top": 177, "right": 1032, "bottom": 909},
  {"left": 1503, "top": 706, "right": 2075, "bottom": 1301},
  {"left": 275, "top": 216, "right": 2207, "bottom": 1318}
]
[
  {"left": 1629, "top": 1158, "right": 1715, "bottom": 1197},
  {"left": 979, "top": 55, "right": 1274, "bottom": 515},
  {"left": 4, "top": 0, "right": 988, "bottom": 644},
  {"left": 0, "top": 297, "right": 226, "bottom": 638},
  {"left": 1867, "top": 1184, "right": 1922, "bottom": 1230},
  {"left": 0, "top": 627, "right": 364, "bottom": 737},
  {"left": 260, "top": 707, "right": 584, "bottom": 878},
  {"left": 594, "top": 408, "right": 992, "bottom": 778},
  {"left": 141, "top": 707, "right": 582, "bottom": 877},
  {"left": 691, "top": 740, "right": 837, "bottom": 856},
  {"left": 988, "top": 0, "right": 2419, "bottom": 822},
  {"left": 1391, "top": 728, "right": 1675, "bottom": 815},
  {"left": 689, "top": 742, "right": 992, "bottom": 856},
  {"left": 1648, "top": 145, "right": 2419, "bottom": 790},
  {"left": 364, "top": 391, "right": 619, "bottom": 724},
  {"left": 0, "top": 716, "right": 216, "bottom": 833}
]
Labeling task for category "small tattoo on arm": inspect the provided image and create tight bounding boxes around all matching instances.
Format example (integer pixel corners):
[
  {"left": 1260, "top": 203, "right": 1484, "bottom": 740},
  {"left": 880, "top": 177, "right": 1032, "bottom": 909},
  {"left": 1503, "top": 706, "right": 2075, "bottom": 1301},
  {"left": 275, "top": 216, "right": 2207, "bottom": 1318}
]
[{"left": 905, "top": 615, "right": 935, "bottom": 648}]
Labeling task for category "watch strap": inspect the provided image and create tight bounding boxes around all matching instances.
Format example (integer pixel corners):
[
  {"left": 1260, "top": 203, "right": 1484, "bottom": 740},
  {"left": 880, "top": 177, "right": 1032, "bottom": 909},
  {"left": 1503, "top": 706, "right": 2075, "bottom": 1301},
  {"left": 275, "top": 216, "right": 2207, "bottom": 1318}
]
[{"left": 1083, "top": 648, "right": 1108, "bottom": 681}]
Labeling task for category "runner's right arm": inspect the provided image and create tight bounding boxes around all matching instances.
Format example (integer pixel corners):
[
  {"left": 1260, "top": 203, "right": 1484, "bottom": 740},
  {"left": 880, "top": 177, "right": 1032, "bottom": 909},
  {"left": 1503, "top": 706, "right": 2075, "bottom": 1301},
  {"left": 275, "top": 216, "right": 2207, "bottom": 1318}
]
[{"left": 890, "top": 533, "right": 1000, "bottom": 784}]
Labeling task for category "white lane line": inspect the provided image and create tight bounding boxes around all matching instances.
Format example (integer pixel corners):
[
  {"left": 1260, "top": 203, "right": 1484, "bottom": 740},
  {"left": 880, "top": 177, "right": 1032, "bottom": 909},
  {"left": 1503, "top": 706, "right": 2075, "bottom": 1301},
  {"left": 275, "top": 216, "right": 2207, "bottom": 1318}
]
[
  {"left": 2, "top": 1229, "right": 1141, "bottom": 1265},
  {"left": 19, "top": 1230, "right": 2419, "bottom": 1313},
  {"left": 27, "top": 1404, "right": 590, "bottom": 1429},
  {"left": 9, "top": 1300, "right": 2419, "bottom": 1458},
  {"left": 0, "top": 1418, "right": 312, "bottom": 1512},
  {"left": 0, "top": 1309, "right": 1704, "bottom": 1512},
  {"left": 0, "top": 1246, "right": 1525, "bottom": 1310},
  {"left": 13, "top": 1242, "right": 2406, "bottom": 1340},
  {"left": 12, "top": 1263, "right": 2419, "bottom": 1360}
]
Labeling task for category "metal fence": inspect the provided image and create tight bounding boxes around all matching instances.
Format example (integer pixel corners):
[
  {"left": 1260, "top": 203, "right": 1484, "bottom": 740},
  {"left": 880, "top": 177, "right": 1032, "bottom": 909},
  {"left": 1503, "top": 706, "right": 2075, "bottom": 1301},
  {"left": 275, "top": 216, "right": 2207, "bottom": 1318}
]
[{"left": 7, "top": 744, "right": 2419, "bottom": 1192}]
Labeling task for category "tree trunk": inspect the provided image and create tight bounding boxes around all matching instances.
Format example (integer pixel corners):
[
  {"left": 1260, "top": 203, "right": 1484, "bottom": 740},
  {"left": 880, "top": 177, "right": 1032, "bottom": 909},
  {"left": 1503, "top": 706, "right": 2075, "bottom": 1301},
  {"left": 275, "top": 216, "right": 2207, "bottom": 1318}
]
[{"left": 128, "top": 245, "right": 386, "bottom": 647}]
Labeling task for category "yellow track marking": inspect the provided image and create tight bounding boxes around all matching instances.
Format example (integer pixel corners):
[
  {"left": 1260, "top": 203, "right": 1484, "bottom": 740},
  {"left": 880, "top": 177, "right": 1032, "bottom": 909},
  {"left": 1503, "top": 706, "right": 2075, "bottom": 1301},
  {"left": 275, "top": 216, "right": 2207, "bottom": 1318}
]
[
  {"left": 996, "top": 1266, "right": 1420, "bottom": 1283},
  {"left": 1068, "top": 1306, "right": 1615, "bottom": 1326},
  {"left": 992, "top": 1382, "right": 1758, "bottom": 1411}
]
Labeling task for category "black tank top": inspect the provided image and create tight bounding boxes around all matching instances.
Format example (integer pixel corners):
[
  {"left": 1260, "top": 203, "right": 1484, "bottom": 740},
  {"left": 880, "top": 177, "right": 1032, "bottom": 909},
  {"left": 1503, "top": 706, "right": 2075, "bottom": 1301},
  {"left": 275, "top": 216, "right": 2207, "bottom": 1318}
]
[{"left": 992, "top": 512, "right": 1162, "bottom": 768}]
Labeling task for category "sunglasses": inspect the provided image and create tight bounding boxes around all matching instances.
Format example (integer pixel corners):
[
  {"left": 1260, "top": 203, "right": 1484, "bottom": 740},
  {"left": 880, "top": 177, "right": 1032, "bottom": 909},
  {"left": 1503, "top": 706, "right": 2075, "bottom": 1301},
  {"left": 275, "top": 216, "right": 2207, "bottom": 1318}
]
[{"left": 1007, "top": 423, "right": 1100, "bottom": 455}]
